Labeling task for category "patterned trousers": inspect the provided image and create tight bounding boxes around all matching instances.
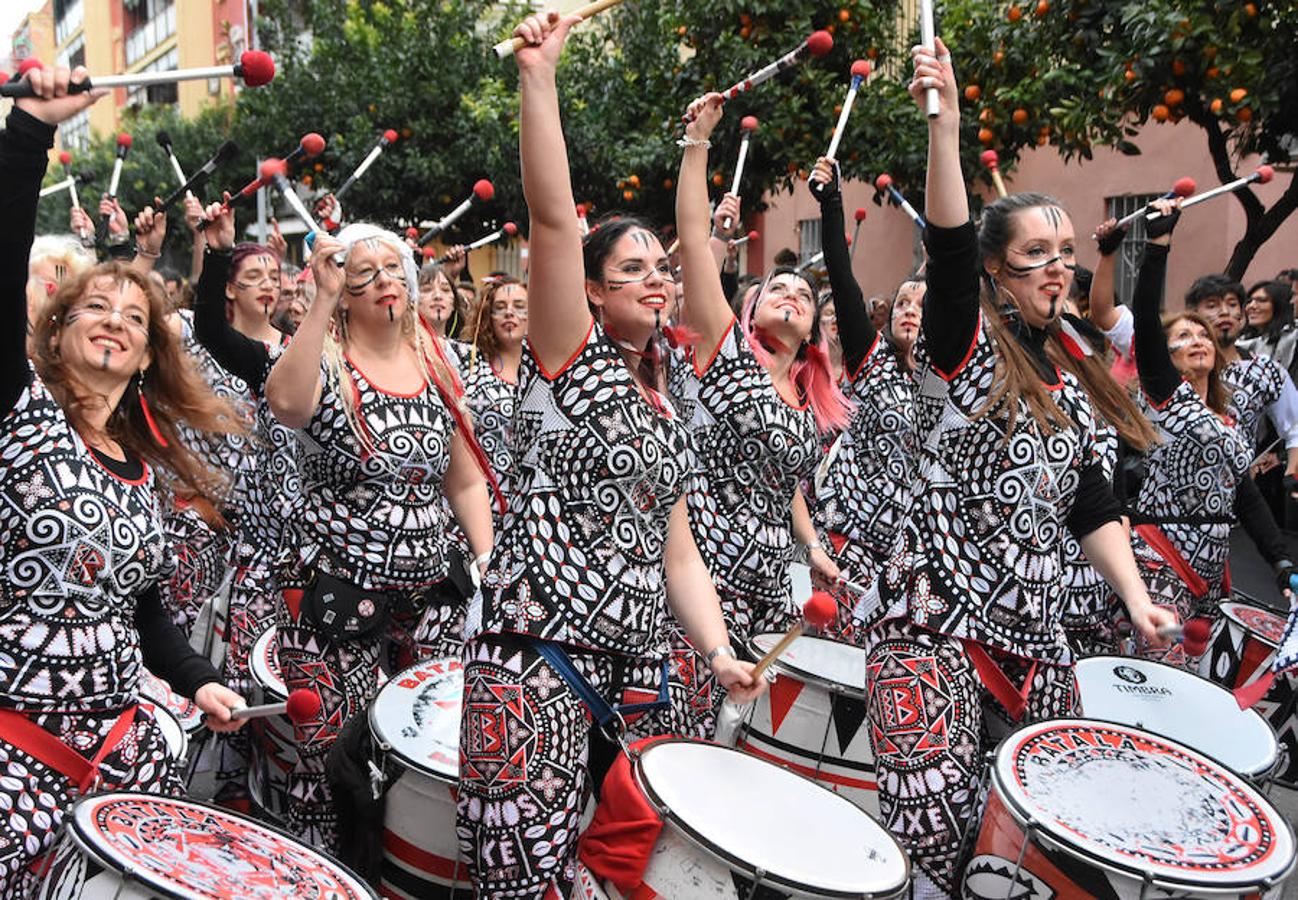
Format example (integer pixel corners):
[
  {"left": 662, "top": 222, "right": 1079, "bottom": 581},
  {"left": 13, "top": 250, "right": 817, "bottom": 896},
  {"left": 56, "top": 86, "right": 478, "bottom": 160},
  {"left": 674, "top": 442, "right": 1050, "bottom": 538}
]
[
  {"left": 456, "top": 633, "right": 669, "bottom": 900},
  {"left": 863, "top": 619, "right": 1078, "bottom": 900},
  {"left": 0, "top": 707, "right": 183, "bottom": 895}
]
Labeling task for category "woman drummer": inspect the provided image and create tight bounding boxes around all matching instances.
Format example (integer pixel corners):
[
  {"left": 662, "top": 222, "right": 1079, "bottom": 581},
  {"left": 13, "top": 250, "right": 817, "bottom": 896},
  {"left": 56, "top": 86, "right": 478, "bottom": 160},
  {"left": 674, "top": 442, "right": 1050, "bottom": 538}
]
[
  {"left": 860, "top": 43, "right": 1174, "bottom": 898},
  {"left": 455, "top": 13, "right": 763, "bottom": 897},
  {"left": 0, "top": 66, "right": 247, "bottom": 892}
]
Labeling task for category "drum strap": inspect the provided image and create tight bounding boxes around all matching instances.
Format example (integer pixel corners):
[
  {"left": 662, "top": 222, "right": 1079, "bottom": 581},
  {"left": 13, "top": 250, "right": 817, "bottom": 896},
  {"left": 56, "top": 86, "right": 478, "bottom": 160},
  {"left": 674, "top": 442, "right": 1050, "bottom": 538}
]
[
  {"left": 962, "top": 641, "right": 1036, "bottom": 722},
  {"left": 0, "top": 705, "right": 139, "bottom": 793},
  {"left": 529, "top": 639, "right": 669, "bottom": 731},
  {"left": 1132, "top": 524, "right": 1210, "bottom": 599}
]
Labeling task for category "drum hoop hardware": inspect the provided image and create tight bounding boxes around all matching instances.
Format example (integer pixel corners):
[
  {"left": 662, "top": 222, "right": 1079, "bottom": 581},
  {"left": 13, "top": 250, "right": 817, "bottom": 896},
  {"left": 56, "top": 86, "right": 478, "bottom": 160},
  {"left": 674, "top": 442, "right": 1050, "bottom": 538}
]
[{"left": 1004, "top": 817, "right": 1036, "bottom": 900}]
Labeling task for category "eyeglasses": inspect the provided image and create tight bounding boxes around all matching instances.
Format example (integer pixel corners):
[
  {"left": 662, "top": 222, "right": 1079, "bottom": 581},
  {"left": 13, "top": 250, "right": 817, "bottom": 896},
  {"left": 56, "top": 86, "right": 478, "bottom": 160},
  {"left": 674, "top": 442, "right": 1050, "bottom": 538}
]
[
  {"left": 347, "top": 262, "right": 405, "bottom": 292},
  {"left": 65, "top": 300, "right": 149, "bottom": 334}
]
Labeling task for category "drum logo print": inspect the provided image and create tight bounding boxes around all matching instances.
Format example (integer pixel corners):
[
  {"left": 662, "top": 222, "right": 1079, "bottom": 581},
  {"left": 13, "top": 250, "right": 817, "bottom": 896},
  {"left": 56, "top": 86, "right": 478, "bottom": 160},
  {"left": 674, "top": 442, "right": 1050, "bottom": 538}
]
[
  {"left": 1112, "top": 665, "right": 1147, "bottom": 685},
  {"left": 464, "top": 678, "right": 537, "bottom": 789}
]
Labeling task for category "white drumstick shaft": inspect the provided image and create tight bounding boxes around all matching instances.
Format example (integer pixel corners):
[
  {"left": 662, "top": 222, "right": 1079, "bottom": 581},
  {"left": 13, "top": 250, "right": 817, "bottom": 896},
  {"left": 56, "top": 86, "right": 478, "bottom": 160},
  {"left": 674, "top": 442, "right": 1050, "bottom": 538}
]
[
  {"left": 93, "top": 65, "right": 235, "bottom": 89},
  {"left": 272, "top": 174, "right": 324, "bottom": 234},
  {"left": 107, "top": 157, "right": 124, "bottom": 199},
  {"left": 39, "top": 177, "right": 74, "bottom": 198},
  {"left": 231, "top": 700, "right": 288, "bottom": 721},
  {"left": 899, "top": 196, "right": 924, "bottom": 226},
  {"left": 67, "top": 176, "right": 81, "bottom": 212},
  {"left": 825, "top": 79, "right": 862, "bottom": 160},
  {"left": 466, "top": 228, "right": 506, "bottom": 251},
  {"left": 1178, "top": 175, "right": 1254, "bottom": 210},
  {"left": 438, "top": 195, "right": 474, "bottom": 232},
  {"left": 919, "top": 0, "right": 939, "bottom": 118},
  {"left": 349, "top": 144, "right": 385, "bottom": 185},
  {"left": 729, "top": 135, "right": 750, "bottom": 197}
]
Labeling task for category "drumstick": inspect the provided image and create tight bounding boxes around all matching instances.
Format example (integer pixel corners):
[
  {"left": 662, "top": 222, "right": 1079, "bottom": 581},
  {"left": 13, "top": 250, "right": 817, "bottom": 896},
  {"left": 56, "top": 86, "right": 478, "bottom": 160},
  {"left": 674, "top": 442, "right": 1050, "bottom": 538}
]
[
  {"left": 721, "top": 116, "right": 759, "bottom": 231},
  {"left": 751, "top": 592, "right": 837, "bottom": 679},
  {"left": 493, "top": 0, "right": 629, "bottom": 58},
  {"left": 1155, "top": 618, "right": 1211, "bottom": 656},
  {"left": 980, "top": 149, "right": 1007, "bottom": 198},
  {"left": 683, "top": 31, "right": 834, "bottom": 123},
  {"left": 825, "top": 61, "right": 871, "bottom": 161},
  {"left": 1147, "top": 166, "right": 1273, "bottom": 220},
  {"left": 918, "top": 0, "right": 940, "bottom": 118},
  {"left": 230, "top": 688, "right": 321, "bottom": 723}
]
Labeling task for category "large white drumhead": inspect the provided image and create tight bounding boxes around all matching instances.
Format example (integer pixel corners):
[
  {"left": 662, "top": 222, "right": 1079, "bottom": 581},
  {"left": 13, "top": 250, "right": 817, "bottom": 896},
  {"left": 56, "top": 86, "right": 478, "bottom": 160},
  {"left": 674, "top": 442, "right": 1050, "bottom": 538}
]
[
  {"left": 1076, "top": 657, "right": 1278, "bottom": 776},
  {"left": 994, "top": 719, "right": 1295, "bottom": 889},
  {"left": 1221, "top": 601, "right": 1286, "bottom": 650},
  {"left": 250, "top": 626, "right": 287, "bottom": 702},
  {"left": 68, "top": 792, "right": 376, "bottom": 898},
  {"left": 749, "top": 633, "right": 865, "bottom": 691},
  {"left": 368, "top": 657, "right": 463, "bottom": 780},
  {"left": 637, "top": 740, "right": 908, "bottom": 894}
]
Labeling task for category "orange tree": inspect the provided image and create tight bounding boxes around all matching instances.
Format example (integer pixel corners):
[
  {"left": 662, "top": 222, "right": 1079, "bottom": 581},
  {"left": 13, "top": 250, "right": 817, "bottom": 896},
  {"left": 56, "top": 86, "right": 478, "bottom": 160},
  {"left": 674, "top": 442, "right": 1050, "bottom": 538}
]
[{"left": 942, "top": 0, "right": 1298, "bottom": 278}]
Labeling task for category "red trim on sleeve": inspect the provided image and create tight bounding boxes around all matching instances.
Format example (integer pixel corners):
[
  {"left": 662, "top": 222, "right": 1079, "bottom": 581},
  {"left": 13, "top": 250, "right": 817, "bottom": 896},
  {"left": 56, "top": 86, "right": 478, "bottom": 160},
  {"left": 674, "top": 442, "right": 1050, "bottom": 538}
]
[
  {"left": 692, "top": 316, "right": 738, "bottom": 378},
  {"left": 934, "top": 315, "right": 983, "bottom": 383},
  {"left": 845, "top": 331, "right": 882, "bottom": 383},
  {"left": 533, "top": 317, "right": 595, "bottom": 382}
]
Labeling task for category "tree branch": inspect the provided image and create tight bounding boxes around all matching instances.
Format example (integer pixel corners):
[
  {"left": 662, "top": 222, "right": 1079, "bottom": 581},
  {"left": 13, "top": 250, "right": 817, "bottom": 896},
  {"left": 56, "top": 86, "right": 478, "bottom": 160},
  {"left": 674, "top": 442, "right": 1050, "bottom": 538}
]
[
  {"left": 1187, "top": 101, "right": 1266, "bottom": 221},
  {"left": 1227, "top": 169, "right": 1298, "bottom": 280}
]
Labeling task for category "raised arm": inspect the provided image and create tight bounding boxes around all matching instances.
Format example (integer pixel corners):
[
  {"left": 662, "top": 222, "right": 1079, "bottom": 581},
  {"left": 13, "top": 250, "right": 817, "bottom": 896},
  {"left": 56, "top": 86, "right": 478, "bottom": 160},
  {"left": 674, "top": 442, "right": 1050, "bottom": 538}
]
[
  {"left": 676, "top": 93, "right": 736, "bottom": 355},
  {"left": 809, "top": 157, "right": 875, "bottom": 373},
  {"left": 1132, "top": 201, "right": 1181, "bottom": 406},
  {"left": 512, "top": 11, "right": 591, "bottom": 373},
  {"left": 192, "top": 199, "right": 272, "bottom": 389},
  {"left": 1, "top": 66, "right": 103, "bottom": 418},
  {"left": 1088, "top": 218, "right": 1126, "bottom": 332},
  {"left": 910, "top": 38, "right": 980, "bottom": 375},
  {"left": 265, "top": 231, "right": 343, "bottom": 428}
]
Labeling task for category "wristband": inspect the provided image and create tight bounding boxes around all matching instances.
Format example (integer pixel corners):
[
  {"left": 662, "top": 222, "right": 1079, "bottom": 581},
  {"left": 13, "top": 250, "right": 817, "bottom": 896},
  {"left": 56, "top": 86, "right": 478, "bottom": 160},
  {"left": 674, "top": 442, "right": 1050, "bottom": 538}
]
[{"left": 676, "top": 136, "right": 711, "bottom": 150}]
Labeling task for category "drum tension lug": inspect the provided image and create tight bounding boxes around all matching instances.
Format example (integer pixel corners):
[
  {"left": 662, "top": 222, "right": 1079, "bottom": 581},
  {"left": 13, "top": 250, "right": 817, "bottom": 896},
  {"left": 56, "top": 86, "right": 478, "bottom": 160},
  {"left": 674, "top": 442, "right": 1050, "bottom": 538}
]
[{"left": 367, "top": 759, "right": 387, "bottom": 801}]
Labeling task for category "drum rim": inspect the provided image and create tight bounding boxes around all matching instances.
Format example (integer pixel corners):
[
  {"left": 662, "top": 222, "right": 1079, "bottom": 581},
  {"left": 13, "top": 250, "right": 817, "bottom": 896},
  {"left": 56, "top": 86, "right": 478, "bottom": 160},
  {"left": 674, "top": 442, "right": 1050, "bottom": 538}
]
[
  {"left": 989, "top": 717, "right": 1297, "bottom": 891},
  {"left": 632, "top": 738, "right": 911, "bottom": 897},
  {"left": 1220, "top": 600, "right": 1284, "bottom": 649},
  {"left": 250, "top": 626, "right": 288, "bottom": 700},
  {"left": 366, "top": 659, "right": 462, "bottom": 784},
  {"left": 1074, "top": 655, "right": 1281, "bottom": 777},
  {"left": 138, "top": 671, "right": 206, "bottom": 733},
  {"left": 747, "top": 632, "right": 866, "bottom": 694},
  {"left": 142, "top": 702, "right": 191, "bottom": 763},
  {"left": 63, "top": 790, "right": 379, "bottom": 899}
]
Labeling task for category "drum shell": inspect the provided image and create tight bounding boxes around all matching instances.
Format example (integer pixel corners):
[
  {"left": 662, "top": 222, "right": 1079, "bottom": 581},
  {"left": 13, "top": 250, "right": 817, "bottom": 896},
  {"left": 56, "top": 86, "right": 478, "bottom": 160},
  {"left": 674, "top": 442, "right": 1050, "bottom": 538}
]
[
  {"left": 248, "top": 626, "right": 297, "bottom": 823},
  {"left": 735, "top": 635, "right": 877, "bottom": 816},
  {"left": 376, "top": 762, "right": 467, "bottom": 899}
]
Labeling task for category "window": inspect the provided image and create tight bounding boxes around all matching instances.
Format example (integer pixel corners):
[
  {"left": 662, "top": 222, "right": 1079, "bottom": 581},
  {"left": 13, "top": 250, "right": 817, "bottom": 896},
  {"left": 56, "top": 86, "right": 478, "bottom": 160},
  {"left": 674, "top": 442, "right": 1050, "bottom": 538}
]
[
  {"left": 57, "top": 35, "right": 85, "bottom": 71},
  {"left": 1105, "top": 194, "right": 1163, "bottom": 306},
  {"left": 124, "top": 0, "right": 176, "bottom": 66},
  {"left": 62, "top": 110, "right": 90, "bottom": 152},
  {"left": 126, "top": 48, "right": 179, "bottom": 109},
  {"left": 491, "top": 234, "right": 527, "bottom": 281},
  {"left": 55, "top": 0, "right": 83, "bottom": 45},
  {"left": 799, "top": 217, "right": 823, "bottom": 266}
]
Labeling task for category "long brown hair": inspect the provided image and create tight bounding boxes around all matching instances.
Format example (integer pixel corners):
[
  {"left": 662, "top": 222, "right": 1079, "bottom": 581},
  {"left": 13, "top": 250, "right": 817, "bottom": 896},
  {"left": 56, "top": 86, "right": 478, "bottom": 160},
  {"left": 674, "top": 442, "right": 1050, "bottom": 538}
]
[
  {"left": 1046, "top": 333, "right": 1159, "bottom": 451},
  {"left": 1164, "top": 310, "right": 1230, "bottom": 416},
  {"left": 467, "top": 277, "right": 524, "bottom": 372},
  {"left": 32, "top": 262, "right": 246, "bottom": 501}
]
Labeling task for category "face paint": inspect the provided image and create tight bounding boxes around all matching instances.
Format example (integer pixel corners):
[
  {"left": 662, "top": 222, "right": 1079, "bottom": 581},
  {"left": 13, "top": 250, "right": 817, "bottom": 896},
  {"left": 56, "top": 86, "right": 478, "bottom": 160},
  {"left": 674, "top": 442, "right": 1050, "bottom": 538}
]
[
  {"left": 654, "top": 309, "right": 661, "bottom": 331},
  {"left": 1168, "top": 341, "right": 1189, "bottom": 352},
  {"left": 100, "top": 348, "right": 111, "bottom": 370},
  {"left": 629, "top": 229, "right": 654, "bottom": 249},
  {"left": 1038, "top": 206, "right": 1063, "bottom": 232},
  {"left": 387, "top": 304, "right": 395, "bottom": 323},
  {"left": 1004, "top": 254, "right": 1077, "bottom": 276},
  {"left": 784, "top": 309, "right": 792, "bottom": 322}
]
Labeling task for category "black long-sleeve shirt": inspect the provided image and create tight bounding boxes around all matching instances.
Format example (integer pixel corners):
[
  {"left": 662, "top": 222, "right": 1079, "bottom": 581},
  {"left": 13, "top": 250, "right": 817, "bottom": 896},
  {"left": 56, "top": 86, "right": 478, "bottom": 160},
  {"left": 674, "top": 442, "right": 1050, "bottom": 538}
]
[
  {"left": 817, "top": 191, "right": 876, "bottom": 375},
  {"left": 192, "top": 248, "right": 272, "bottom": 391}
]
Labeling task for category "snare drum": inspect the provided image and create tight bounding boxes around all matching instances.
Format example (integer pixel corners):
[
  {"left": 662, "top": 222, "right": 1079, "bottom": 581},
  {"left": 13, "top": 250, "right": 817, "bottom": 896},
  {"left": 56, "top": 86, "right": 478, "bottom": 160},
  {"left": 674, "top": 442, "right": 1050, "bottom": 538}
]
[
  {"left": 248, "top": 625, "right": 297, "bottom": 823},
  {"left": 368, "top": 657, "right": 469, "bottom": 898},
  {"left": 1202, "top": 601, "right": 1298, "bottom": 786},
  {"left": 137, "top": 669, "right": 205, "bottom": 740},
  {"left": 963, "top": 719, "right": 1296, "bottom": 900},
  {"left": 144, "top": 703, "right": 189, "bottom": 763},
  {"left": 735, "top": 632, "right": 877, "bottom": 815},
  {"left": 584, "top": 739, "right": 909, "bottom": 899},
  {"left": 1076, "top": 656, "right": 1279, "bottom": 780},
  {"left": 36, "top": 791, "right": 376, "bottom": 898}
]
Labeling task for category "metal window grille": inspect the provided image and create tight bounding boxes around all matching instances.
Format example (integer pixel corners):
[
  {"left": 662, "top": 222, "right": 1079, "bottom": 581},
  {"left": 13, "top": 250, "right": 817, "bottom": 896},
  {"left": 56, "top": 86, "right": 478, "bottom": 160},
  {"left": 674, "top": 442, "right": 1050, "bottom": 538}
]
[
  {"left": 799, "top": 218, "right": 823, "bottom": 266},
  {"left": 1105, "top": 193, "right": 1163, "bottom": 306}
]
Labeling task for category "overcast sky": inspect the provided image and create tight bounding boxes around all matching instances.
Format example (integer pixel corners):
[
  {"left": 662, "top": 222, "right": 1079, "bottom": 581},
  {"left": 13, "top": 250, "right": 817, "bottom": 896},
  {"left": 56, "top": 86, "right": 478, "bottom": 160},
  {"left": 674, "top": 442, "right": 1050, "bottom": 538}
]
[{"left": 3, "top": 0, "right": 51, "bottom": 67}]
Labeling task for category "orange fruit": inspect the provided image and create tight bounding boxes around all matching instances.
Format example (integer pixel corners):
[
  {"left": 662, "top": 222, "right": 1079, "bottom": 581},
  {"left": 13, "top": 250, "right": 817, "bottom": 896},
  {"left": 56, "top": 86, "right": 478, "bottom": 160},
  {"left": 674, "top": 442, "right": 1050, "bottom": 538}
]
[
  {"left": 798, "top": 169, "right": 809, "bottom": 180},
  {"left": 677, "top": 25, "right": 687, "bottom": 35},
  {"left": 978, "top": 127, "right": 995, "bottom": 145},
  {"left": 739, "top": 13, "right": 750, "bottom": 24},
  {"left": 1206, "top": 66, "right": 1220, "bottom": 78},
  {"left": 834, "top": 104, "right": 842, "bottom": 116},
  {"left": 1034, "top": 0, "right": 1049, "bottom": 16},
  {"left": 302, "top": 174, "right": 313, "bottom": 186},
  {"left": 1124, "top": 68, "right": 1136, "bottom": 82},
  {"left": 787, "top": 161, "right": 798, "bottom": 174},
  {"left": 712, "top": 172, "right": 724, "bottom": 186},
  {"left": 662, "top": 178, "right": 673, "bottom": 189},
  {"left": 979, "top": 107, "right": 995, "bottom": 123},
  {"left": 1012, "top": 108, "right": 1029, "bottom": 124},
  {"left": 1152, "top": 104, "right": 1170, "bottom": 122},
  {"left": 1230, "top": 87, "right": 1248, "bottom": 103},
  {"left": 1210, "top": 97, "right": 1223, "bottom": 113},
  {"left": 993, "top": 50, "right": 1005, "bottom": 65},
  {"left": 1007, "top": 5, "right": 1022, "bottom": 22},
  {"left": 1236, "top": 106, "right": 1253, "bottom": 123},
  {"left": 1172, "top": 59, "right": 1187, "bottom": 77},
  {"left": 739, "top": 25, "right": 751, "bottom": 38},
  {"left": 1203, "top": 45, "right": 1218, "bottom": 60},
  {"left": 628, "top": 174, "right": 640, "bottom": 189},
  {"left": 838, "top": 8, "right": 850, "bottom": 22},
  {"left": 623, "top": 189, "right": 634, "bottom": 201},
  {"left": 1037, "top": 133, "right": 1049, "bottom": 146},
  {"left": 401, "top": 128, "right": 413, "bottom": 138},
  {"left": 964, "top": 84, "right": 982, "bottom": 101},
  {"left": 1245, "top": 2, "right": 1258, "bottom": 17},
  {"left": 1164, "top": 88, "right": 1185, "bottom": 106}
]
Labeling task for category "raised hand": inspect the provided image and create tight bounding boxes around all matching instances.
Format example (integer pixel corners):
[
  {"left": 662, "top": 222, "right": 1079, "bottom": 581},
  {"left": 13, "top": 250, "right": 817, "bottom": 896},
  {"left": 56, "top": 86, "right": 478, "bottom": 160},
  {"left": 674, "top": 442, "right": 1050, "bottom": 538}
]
[
  {"left": 14, "top": 64, "right": 106, "bottom": 125},
  {"left": 201, "top": 193, "right": 237, "bottom": 251}
]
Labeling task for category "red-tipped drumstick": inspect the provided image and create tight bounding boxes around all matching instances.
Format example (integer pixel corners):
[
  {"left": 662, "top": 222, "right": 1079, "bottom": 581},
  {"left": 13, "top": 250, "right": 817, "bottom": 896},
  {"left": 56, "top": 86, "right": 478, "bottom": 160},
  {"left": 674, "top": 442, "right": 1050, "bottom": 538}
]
[
  {"left": 267, "top": 161, "right": 326, "bottom": 236},
  {"left": 437, "top": 222, "right": 518, "bottom": 263},
  {"left": 333, "top": 128, "right": 399, "bottom": 202},
  {"left": 825, "top": 60, "right": 871, "bottom": 160},
  {"left": 493, "top": 0, "right": 629, "bottom": 58},
  {"left": 1149, "top": 166, "right": 1273, "bottom": 220},
  {"left": 106, "top": 132, "right": 132, "bottom": 200},
  {"left": 1156, "top": 617, "right": 1212, "bottom": 657},
  {"left": 230, "top": 688, "right": 321, "bottom": 723},
  {"left": 1115, "top": 177, "right": 1196, "bottom": 228},
  {"left": 980, "top": 149, "right": 1007, "bottom": 198},
  {"left": 876, "top": 173, "right": 926, "bottom": 229},
  {"left": 576, "top": 202, "right": 591, "bottom": 237},
  {"left": 418, "top": 179, "right": 495, "bottom": 246},
  {"left": 684, "top": 31, "right": 834, "bottom": 122},
  {"left": 1, "top": 50, "right": 275, "bottom": 98},
  {"left": 752, "top": 591, "right": 838, "bottom": 679},
  {"left": 851, "top": 207, "right": 867, "bottom": 259},
  {"left": 722, "top": 116, "right": 760, "bottom": 231},
  {"left": 732, "top": 229, "right": 760, "bottom": 248}
]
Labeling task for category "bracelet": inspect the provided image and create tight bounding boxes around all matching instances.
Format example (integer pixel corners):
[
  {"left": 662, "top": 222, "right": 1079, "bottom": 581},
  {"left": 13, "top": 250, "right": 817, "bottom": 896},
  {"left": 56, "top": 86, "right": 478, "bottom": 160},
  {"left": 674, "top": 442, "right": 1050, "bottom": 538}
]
[
  {"left": 474, "top": 552, "right": 492, "bottom": 570},
  {"left": 676, "top": 136, "right": 711, "bottom": 149},
  {"left": 135, "top": 247, "right": 161, "bottom": 259},
  {"left": 705, "top": 645, "right": 736, "bottom": 665}
]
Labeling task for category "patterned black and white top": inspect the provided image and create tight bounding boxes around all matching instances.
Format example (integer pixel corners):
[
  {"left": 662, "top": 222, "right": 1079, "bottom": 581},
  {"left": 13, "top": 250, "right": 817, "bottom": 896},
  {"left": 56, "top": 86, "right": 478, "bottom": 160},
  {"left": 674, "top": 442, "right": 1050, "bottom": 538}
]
[
  {"left": 814, "top": 333, "right": 917, "bottom": 580},
  {"left": 1061, "top": 417, "right": 1119, "bottom": 627},
  {"left": 869, "top": 317, "right": 1099, "bottom": 662},
  {"left": 684, "top": 323, "right": 820, "bottom": 635},
  {"left": 0, "top": 371, "right": 172, "bottom": 710},
  {"left": 479, "top": 321, "right": 691, "bottom": 658},
  {"left": 284, "top": 356, "right": 456, "bottom": 591},
  {"left": 1225, "top": 354, "right": 1293, "bottom": 451},
  {"left": 1133, "top": 381, "right": 1251, "bottom": 604},
  {"left": 461, "top": 352, "right": 517, "bottom": 522}
]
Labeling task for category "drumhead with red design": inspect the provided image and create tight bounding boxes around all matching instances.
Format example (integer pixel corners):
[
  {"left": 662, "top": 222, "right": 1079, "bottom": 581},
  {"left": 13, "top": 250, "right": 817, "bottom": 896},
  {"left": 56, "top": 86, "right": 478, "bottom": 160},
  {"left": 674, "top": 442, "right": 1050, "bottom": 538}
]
[
  {"left": 1222, "top": 601, "right": 1286, "bottom": 649},
  {"left": 250, "top": 626, "right": 287, "bottom": 702},
  {"left": 368, "top": 657, "right": 463, "bottom": 780},
  {"left": 138, "top": 668, "right": 205, "bottom": 734},
  {"left": 67, "top": 792, "right": 376, "bottom": 898},
  {"left": 994, "top": 719, "right": 1295, "bottom": 889}
]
